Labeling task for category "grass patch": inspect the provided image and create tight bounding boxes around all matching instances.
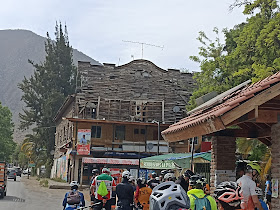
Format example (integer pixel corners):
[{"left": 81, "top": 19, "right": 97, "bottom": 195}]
[
  {"left": 51, "top": 178, "right": 67, "bottom": 183},
  {"left": 36, "top": 177, "right": 40, "bottom": 181},
  {"left": 39, "top": 179, "right": 48, "bottom": 187}
]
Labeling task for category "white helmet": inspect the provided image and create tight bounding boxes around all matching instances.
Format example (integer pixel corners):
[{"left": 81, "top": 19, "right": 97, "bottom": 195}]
[
  {"left": 70, "top": 181, "right": 79, "bottom": 187},
  {"left": 164, "top": 173, "right": 175, "bottom": 180},
  {"left": 255, "top": 187, "right": 263, "bottom": 196},
  {"left": 102, "top": 168, "right": 110, "bottom": 174},
  {"left": 122, "top": 171, "right": 131, "bottom": 179},
  {"left": 150, "top": 181, "right": 190, "bottom": 210},
  {"left": 129, "top": 176, "right": 135, "bottom": 182}
]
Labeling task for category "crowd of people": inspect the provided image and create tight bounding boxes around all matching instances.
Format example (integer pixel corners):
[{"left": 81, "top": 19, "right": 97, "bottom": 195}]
[{"left": 62, "top": 161, "right": 272, "bottom": 210}]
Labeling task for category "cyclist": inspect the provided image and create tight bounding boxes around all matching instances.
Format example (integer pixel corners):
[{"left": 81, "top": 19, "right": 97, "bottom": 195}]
[
  {"left": 265, "top": 175, "right": 271, "bottom": 209},
  {"left": 147, "top": 172, "right": 160, "bottom": 189},
  {"left": 237, "top": 162, "right": 263, "bottom": 210},
  {"left": 214, "top": 181, "right": 243, "bottom": 210},
  {"left": 175, "top": 169, "right": 194, "bottom": 192},
  {"left": 135, "top": 178, "right": 152, "bottom": 210},
  {"left": 255, "top": 187, "right": 268, "bottom": 210},
  {"left": 116, "top": 171, "right": 134, "bottom": 210},
  {"left": 90, "top": 169, "right": 99, "bottom": 207},
  {"left": 187, "top": 174, "right": 217, "bottom": 210},
  {"left": 62, "top": 181, "right": 85, "bottom": 210},
  {"left": 91, "top": 168, "right": 116, "bottom": 210}
]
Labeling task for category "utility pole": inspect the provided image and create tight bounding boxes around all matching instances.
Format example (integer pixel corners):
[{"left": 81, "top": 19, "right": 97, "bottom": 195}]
[{"left": 122, "top": 40, "right": 164, "bottom": 59}]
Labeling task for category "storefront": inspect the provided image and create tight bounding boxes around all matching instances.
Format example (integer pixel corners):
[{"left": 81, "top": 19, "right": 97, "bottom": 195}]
[{"left": 80, "top": 157, "right": 139, "bottom": 185}]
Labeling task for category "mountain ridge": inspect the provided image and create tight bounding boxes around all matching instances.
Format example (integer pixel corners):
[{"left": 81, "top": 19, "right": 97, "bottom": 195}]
[{"left": 0, "top": 29, "right": 101, "bottom": 143}]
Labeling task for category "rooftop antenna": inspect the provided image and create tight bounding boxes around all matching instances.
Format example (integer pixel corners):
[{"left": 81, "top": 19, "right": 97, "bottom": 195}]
[{"left": 122, "top": 40, "right": 164, "bottom": 59}]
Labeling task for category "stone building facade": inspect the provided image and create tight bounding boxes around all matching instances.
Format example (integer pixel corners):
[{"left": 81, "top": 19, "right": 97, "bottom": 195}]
[{"left": 52, "top": 59, "right": 195, "bottom": 182}]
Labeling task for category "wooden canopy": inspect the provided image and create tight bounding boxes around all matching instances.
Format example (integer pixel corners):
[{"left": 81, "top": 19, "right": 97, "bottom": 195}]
[{"left": 162, "top": 72, "right": 280, "bottom": 146}]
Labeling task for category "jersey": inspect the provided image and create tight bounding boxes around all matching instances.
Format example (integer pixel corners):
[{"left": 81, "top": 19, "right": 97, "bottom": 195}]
[
  {"left": 92, "top": 173, "right": 116, "bottom": 200},
  {"left": 237, "top": 175, "right": 257, "bottom": 210},
  {"left": 136, "top": 187, "right": 152, "bottom": 206}
]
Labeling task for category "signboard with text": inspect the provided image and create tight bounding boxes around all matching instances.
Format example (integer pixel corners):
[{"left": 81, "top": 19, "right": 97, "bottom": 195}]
[{"left": 77, "top": 129, "right": 91, "bottom": 155}]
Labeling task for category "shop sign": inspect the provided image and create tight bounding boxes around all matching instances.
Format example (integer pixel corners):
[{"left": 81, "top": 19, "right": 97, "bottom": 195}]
[
  {"left": 82, "top": 157, "right": 139, "bottom": 165},
  {"left": 140, "top": 160, "right": 176, "bottom": 169},
  {"left": 77, "top": 129, "right": 91, "bottom": 155}
]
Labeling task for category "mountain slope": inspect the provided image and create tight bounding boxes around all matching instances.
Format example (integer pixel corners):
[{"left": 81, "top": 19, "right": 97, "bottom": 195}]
[{"left": 0, "top": 29, "right": 101, "bottom": 143}]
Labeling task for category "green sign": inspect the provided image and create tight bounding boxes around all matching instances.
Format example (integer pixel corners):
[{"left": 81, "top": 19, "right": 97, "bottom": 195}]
[
  {"left": 28, "top": 163, "right": 35, "bottom": 167},
  {"left": 140, "top": 160, "right": 176, "bottom": 169}
]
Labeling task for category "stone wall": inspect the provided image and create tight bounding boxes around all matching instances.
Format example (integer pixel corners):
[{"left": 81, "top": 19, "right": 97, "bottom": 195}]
[
  {"left": 210, "top": 136, "right": 236, "bottom": 193},
  {"left": 271, "top": 123, "right": 280, "bottom": 209},
  {"left": 77, "top": 59, "right": 195, "bottom": 124}
]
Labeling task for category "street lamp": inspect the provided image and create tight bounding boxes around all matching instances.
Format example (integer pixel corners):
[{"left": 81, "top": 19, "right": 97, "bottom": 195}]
[{"left": 152, "top": 120, "right": 160, "bottom": 155}]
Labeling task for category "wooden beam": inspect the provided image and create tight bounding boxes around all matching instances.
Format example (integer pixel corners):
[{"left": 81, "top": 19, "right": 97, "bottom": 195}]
[
  {"left": 210, "top": 127, "right": 271, "bottom": 138},
  {"left": 221, "top": 82, "right": 280, "bottom": 126},
  {"left": 163, "top": 117, "right": 226, "bottom": 142}
]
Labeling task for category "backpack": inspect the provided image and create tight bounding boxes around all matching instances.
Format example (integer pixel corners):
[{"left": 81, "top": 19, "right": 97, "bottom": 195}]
[
  {"left": 97, "top": 181, "right": 108, "bottom": 197},
  {"left": 191, "top": 194, "right": 211, "bottom": 210},
  {"left": 67, "top": 190, "right": 81, "bottom": 205}
]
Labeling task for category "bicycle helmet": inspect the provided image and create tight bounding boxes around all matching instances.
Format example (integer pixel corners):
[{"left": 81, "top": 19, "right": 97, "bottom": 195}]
[
  {"left": 214, "top": 181, "right": 243, "bottom": 209},
  {"left": 247, "top": 162, "right": 261, "bottom": 174},
  {"left": 92, "top": 169, "right": 99, "bottom": 174},
  {"left": 161, "top": 170, "right": 167, "bottom": 175},
  {"left": 183, "top": 170, "right": 194, "bottom": 178},
  {"left": 70, "top": 181, "right": 79, "bottom": 190},
  {"left": 122, "top": 170, "right": 131, "bottom": 179},
  {"left": 129, "top": 176, "right": 135, "bottom": 182},
  {"left": 102, "top": 168, "right": 110, "bottom": 174},
  {"left": 189, "top": 175, "right": 206, "bottom": 189},
  {"left": 70, "top": 181, "right": 79, "bottom": 187},
  {"left": 152, "top": 172, "right": 157, "bottom": 178},
  {"left": 255, "top": 187, "right": 263, "bottom": 196},
  {"left": 137, "top": 177, "right": 146, "bottom": 185},
  {"left": 164, "top": 173, "right": 175, "bottom": 181},
  {"left": 150, "top": 181, "right": 190, "bottom": 210}
]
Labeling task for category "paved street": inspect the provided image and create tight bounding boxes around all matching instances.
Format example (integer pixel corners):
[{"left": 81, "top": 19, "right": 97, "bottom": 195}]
[{"left": 0, "top": 176, "right": 89, "bottom": 209}]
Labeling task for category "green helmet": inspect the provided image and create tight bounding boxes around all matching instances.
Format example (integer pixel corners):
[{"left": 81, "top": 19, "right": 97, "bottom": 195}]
[{"left": 247, "top": 162, "right": 261, "bottom": 174}]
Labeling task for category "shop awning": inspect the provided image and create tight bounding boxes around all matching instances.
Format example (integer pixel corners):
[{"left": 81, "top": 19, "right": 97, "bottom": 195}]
[
  {"left": 140, "top": 152, "right": 211, "bottom": 169},
  {"left": 82, "top": 157, "right": 139, "bottom": 165}
]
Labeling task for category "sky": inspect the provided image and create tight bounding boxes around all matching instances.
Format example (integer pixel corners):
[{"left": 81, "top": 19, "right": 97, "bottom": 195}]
[{"left": 0, "top": 0, "right": 248, "bottom": 71}]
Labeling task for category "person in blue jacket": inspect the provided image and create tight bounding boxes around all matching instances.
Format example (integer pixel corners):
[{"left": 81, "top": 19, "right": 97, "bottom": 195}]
[{"left": 63, "top": 181, "right": 85, "bottom": 210}]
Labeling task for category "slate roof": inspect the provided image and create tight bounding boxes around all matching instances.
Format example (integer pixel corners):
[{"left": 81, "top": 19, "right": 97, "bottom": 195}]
[{"left": 162, "top": 71, "right": 280, "bottom": 135}]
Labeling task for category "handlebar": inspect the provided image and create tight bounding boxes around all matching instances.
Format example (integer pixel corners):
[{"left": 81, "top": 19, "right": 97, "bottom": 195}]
[{"left": 76, "top": 202, "right": 102, "bottom": 210}]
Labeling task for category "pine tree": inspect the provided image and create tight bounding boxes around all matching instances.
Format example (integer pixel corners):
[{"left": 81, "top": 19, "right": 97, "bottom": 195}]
[
  {"left": 18, "top": 23, "right": 77, "bottom": 171},
  {"left": 0, "top": 101, "right": 15, "bottom": 161}
]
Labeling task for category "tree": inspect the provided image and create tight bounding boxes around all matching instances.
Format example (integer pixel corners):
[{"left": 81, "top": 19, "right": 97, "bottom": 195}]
[
  {"left": 0, "top": 101, "right": 15, "bottom": 161},
  {"left": 188, "top": 0, "right": 280, "bottom": 110},
  {"left": 18, "top": 23, "right": 77, "bottom": 173}
]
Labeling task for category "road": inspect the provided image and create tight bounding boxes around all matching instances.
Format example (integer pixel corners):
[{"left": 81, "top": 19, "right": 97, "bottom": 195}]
[{"left": 0, "top": 176, "right": 89, "bottom": 209}]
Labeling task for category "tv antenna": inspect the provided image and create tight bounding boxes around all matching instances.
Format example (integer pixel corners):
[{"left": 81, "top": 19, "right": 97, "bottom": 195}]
[{"left": 122, "top": 40, "right": 164, "bottom": 59}]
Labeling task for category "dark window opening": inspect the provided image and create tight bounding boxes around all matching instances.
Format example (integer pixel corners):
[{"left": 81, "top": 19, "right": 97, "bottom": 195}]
[
  {"left": 134, "top": 129, "right": 139, "bottom": 134},
  {"left": 115, "top": 125, "right": 125, "bottom": 140},
  {"left": 141, "top": 129, "right": 146, "bottom": 135},
  {"left": 91, "top": 126, "right": 102, "bottom": 138}
]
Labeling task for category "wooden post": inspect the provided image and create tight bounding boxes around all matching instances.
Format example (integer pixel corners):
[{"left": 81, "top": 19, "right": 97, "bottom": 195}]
[
  {"left": 162, "top": 100, "right": 165, "bottom": 122},
  {"left": 80, "top": 162, "right": 84, "bottom": 187},
  {"left": 97, "top": 96, "right": 100, "bottom": 119}
]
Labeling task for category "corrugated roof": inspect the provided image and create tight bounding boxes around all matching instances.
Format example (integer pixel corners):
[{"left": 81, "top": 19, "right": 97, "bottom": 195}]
[{"left": 162, "top": 71, "right": 280, "bottom": 135}]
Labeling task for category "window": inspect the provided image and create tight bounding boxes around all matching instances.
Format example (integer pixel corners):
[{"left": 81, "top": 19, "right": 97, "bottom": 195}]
[
  {"left": 115, "top": 125, "right": 125, "bottom": 140},
  {"left": 190, "top": 137, "right": 198, "bottom": 145},
  {"left": 134, "top": 129, "right": 139, "bottom": 134},
  {"left": 91, "top": 126, "right": 101, "bottom": 138},
  {"left": 140, "top": 129, "right": 146, "bottom": 135}
]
